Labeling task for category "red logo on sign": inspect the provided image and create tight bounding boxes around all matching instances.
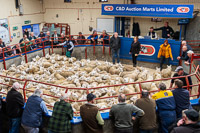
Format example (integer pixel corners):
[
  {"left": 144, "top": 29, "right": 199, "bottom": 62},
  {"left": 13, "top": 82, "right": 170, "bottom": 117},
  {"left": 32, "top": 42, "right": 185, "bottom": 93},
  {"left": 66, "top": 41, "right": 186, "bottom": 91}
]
[
  {"left": 140, "top": 44, "right": 155, "bottom": 56},
  {"left": 177, "top": 7, "right": 190, "bottom": 13},
  {"left": 104, "top": 6, "right": 114, "bottom": 11}
]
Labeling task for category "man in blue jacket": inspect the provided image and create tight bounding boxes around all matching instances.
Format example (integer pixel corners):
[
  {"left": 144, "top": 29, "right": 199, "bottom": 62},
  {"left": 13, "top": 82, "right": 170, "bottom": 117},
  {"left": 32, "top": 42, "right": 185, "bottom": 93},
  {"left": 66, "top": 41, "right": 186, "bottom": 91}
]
[
  {"left": 87, "top": 30, "right": 98, "bottom": 44},
  {"left": 172, "top": 79, "right": 192, "bottom": 119},
  {"left": 21, "top": 89, "right": 49, "bottom": 133},
  {"left": 99, "top": 30, "right": 109, "bottom": 44},
  {"left": 152, "top": 83, "right": 176, "bottom": 133}
]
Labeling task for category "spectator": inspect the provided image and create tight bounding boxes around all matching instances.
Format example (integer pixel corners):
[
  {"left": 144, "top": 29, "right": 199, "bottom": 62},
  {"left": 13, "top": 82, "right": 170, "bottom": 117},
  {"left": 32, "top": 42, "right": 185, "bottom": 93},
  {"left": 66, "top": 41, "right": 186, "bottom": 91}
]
[
  {"left": 6, "top": 82, "right": 25, "bottom": 133},
  {"left": 44, "top": 31, "right": 51, "bottom": 46},
  {"left": 29, "top": 32, "right": 37, "bottom": 49},
  {"left": 154, "top": 22, "right": 174, "bottom": 38},
  {"left": 19, "top": 34, "right": 29, "bottom": 44},
  {"left": 23, "top": 28, "right": 29, "bottom": 39},
  {"left": 177, "top": 46, "right": 189, "bottom": 61},
  {"left": 147, "top": 27, "right": 157, "bottom": 39},
  {"left": 129, "top": 36, "right": 141, "bottom": 67},
  {"left": 38, "top": 31, "right": 46, "bottom": 42},
  {"left": 87, "top": 30, "right": 98, "bottom": 44},
  {"left": 21, "top": 89, "right": 49, "bottom": 133},
  {"left": 5, "top": 46, "right": 14, "bottom": 57},
  {"left": 0, "top": 38, "right": 7, "bottom": 58},
  {"left": 48, "top": 93, "right": 73, "bottom": 133},
  {"left": 77, "top": 32, "right": 86, "bottom": 44},
  {"left": 80, "top": 93, "right": 104, "bottom": 133},
  {"left": 70, "top": 36, "right": 76, "bottom": 45},
  {"left": 19, "top": 35, "right": 31, "bottom": 52},
  {"left": 13, "top": 44, "right": 22, "bottom": 55},
  {"left": 135, "top": 90, "right": 157, "bottom": 133},
  {"left": 0, "top": 38, "right": 6, "bottom": 48},
  {"left": 172, "top": 79, "right": 192, "bottom": 119},
  {"left": 184, "top": 50, "right": 194, "bottom": 66},
  {"left": 99, "top": 30, "right": 109, "bottom": 44},
  {"left": 52, "top": 30, "right": 61, "bottom": 45},
  {"left": 29, "top": 32, "right": 37, "bottom": 41},
  {"left": 110, "top": 32, "right": 121, "bottom": 64},
  {"left": 170, "top": 109, "right": 200, "bottom": 133},
  {"left": 152, "top": 83, "right": 176, "bottom": 133},
  {"left": 0, "top": 95, "right": 3, "bottom": 133},
  {"left": 0, "top": 47, "right": 7, "bottom": 59},
  {"left": 59, "top": 37, "right": 74, "bottom": 58},
  {"left": 157, "top": 40, "right": 173, "bottom": 70},
  {"left": 60, "top": 33, "right": 65, "bottom": 43},
  {"left": 181, "top": 40, "right": 192, "bottom": 51},
  {"left": 170, "top": 66, "right": 192, "bottom": 89},
  {"left": 110, "top": 94, "right": 144, "bottom": 133}
]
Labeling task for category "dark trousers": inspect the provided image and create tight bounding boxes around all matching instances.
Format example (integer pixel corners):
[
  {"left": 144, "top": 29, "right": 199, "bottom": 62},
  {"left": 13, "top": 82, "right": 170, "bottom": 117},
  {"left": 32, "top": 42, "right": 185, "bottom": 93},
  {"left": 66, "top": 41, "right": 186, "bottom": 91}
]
[
  {"left": 160, "top": 56, "right": 170, "bottom": 70},
  {"left": 158, "top": 110, "right": 176, "bottom": 133},
  {"left": 9, "top": 117, "right": 21, "bottom": 133},
  {"left": 140, "top": 129, "right": 153, "bottom": 133},
  {"left": 115, "top": 127, "right": 133, "bottom": 133},
  {"left": 111, "top": 49, "right": 120, "bottom": 64},
  {"left": 132, "top": 54, "right": 138, "bottom": 66},
  {"left": 0, "top": 112, "right": 1, "bottom": 133}
]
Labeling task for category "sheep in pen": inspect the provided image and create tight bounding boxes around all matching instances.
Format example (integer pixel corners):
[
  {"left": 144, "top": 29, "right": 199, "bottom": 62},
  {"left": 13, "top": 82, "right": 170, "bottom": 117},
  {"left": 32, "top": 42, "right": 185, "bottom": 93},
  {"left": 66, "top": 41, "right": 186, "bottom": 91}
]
[{"left": 0, "top": 54, "right": 173, "bottom": 115}]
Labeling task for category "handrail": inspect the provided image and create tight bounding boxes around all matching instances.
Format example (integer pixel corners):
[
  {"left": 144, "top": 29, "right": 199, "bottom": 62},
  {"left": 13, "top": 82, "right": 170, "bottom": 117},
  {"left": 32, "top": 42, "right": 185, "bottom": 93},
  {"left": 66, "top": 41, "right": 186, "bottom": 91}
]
[{"left": 0, "top": 65, "right": 200, "bottom": 114}]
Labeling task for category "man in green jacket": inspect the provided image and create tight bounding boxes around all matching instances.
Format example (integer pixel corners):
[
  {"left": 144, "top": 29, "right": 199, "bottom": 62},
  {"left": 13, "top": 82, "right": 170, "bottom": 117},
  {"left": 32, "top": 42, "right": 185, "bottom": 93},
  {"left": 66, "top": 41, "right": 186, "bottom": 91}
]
[
  {"left": 110, "top": 93, "right": 144, "bottom": 133},
  {"left": 48, "top": 93, "right": 73, "bottom": 133}
]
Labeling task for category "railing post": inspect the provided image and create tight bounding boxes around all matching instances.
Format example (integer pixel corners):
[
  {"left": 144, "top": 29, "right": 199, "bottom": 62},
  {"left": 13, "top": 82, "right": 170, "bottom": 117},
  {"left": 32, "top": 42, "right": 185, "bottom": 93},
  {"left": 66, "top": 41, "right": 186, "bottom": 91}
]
[
  {"left": 138, "top": 82, "right": 143, "bottom": 98},
  {"left": 2, "top": 48, "right": 6, "bottom": 70},
  {"left": 185, "top": 76, "right": 191, "bottom": 93},
  {"left": 42, "top": 41, "right": 45, "bottom": 57},
  {"left": 65, "top": 88, "right": 69, "bottom": 93},
  {"left": 24, "top": 43, "right": 28, "bottom": 63},
  {"left": 85, "top": 47, "right": 87, "bottom": 59},
  {"left": 93, "top": 40, "right": 95, "bottom": 55},
  {"left": 22, "top": 80, "right": 28, "bottom": 102},
  {"left": 103, "top": 35, "right": 105, "bottom": 55},
  {"left": 51, "top": 40, "right": 54, "bottom": 54},
  {"left": 62, "top": 46, "right": 64, "bottom": 55},
  {"left": 190, "top": 53, "right": 194, "bottom": 74}
]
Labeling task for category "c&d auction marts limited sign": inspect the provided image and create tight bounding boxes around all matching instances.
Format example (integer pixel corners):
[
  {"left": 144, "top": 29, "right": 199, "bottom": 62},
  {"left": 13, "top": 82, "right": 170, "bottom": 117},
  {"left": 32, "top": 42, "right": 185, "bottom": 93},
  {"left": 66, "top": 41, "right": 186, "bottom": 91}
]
[{"left": 102, "top": 4, "right": 194, "bottom": 18}]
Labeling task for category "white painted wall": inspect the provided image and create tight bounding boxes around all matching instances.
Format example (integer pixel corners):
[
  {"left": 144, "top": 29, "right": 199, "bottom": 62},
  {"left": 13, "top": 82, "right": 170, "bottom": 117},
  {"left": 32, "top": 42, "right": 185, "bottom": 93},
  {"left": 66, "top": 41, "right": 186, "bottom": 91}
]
[
  {"left": 1, "top": 0, "right": 199, "bottom": 45},
  {"left": 43, "top": 0, "right": 125, "bottom": 35},
  {"left": 0, "top": 0, "right": 44, "bottom": 45}
]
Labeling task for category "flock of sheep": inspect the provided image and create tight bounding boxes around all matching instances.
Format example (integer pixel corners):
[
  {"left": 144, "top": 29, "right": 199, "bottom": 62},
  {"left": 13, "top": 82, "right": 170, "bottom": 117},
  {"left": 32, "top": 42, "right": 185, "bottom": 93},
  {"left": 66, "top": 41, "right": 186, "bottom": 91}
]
[{"left": 0, "top": 54, "right": 173, "bottom": 114}]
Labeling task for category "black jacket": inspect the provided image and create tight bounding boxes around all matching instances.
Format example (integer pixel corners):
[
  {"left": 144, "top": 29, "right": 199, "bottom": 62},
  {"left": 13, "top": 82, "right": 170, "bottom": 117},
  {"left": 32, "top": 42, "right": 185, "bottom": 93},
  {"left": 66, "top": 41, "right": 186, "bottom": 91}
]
[
  {"left": 0, "top": 95, "right": 2, "bottom": 111},
  {"left": 170, "top": 121, "right": 200, "bottom": 133},
  {"left": 6, "top": 88, "right": 24, "bottom": 118},
  {"left": 154, "top": 26, "right": 174, "bottom": 38},
  {"left": 132, "top": 22, "right": 140, "bottom": 36},
  {"left": 0, "top": 42, "right": 6, "bottom": 48},
  {"left": 181, "top": 51, "right": 189, "bottom": 61},
  {"left": 52, "top": 34, "right": 61, "bottom": 43},
  {"left": 171, "top": 72, "right": 192, "bottom": 89},
  {"left": 110, "top": 36, "right": 121, "bottom": 50},
  {"left": 130, "top": 41, "right": 141, "bottom": 54},
  {"left": 172, "top": 88, "right": 191, "bottom": 118}
]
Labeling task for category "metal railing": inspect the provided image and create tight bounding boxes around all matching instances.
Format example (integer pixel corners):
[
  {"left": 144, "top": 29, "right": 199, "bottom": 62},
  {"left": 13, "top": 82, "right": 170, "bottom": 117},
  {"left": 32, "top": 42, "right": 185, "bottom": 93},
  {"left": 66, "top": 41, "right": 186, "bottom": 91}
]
[
  {"left": 0, "top": 65, "right": 199, "bottom": 114},
  {"left": 0, "top": 34, "right": 111, "bottom": 70}
]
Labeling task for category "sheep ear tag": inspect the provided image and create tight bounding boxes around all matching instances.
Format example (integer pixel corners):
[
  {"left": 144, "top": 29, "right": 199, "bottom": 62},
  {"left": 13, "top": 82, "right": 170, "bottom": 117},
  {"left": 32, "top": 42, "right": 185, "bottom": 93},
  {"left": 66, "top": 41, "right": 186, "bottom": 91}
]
[{"left": 140, "top": 44, "right": 155, "bottom": 56}]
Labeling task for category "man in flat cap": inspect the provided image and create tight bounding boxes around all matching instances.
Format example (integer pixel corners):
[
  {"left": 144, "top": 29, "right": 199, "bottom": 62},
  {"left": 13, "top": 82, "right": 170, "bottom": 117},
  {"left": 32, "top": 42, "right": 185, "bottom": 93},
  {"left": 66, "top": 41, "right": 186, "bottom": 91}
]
[
  {"left": 170, "top": 109, "right": 200, "bottom": 133},
  {"left": 170, "top": 66, "right": 192, "bottom": 89},
  {"left": 80, "top": 93, "right": 104, "bottom": 133}
]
